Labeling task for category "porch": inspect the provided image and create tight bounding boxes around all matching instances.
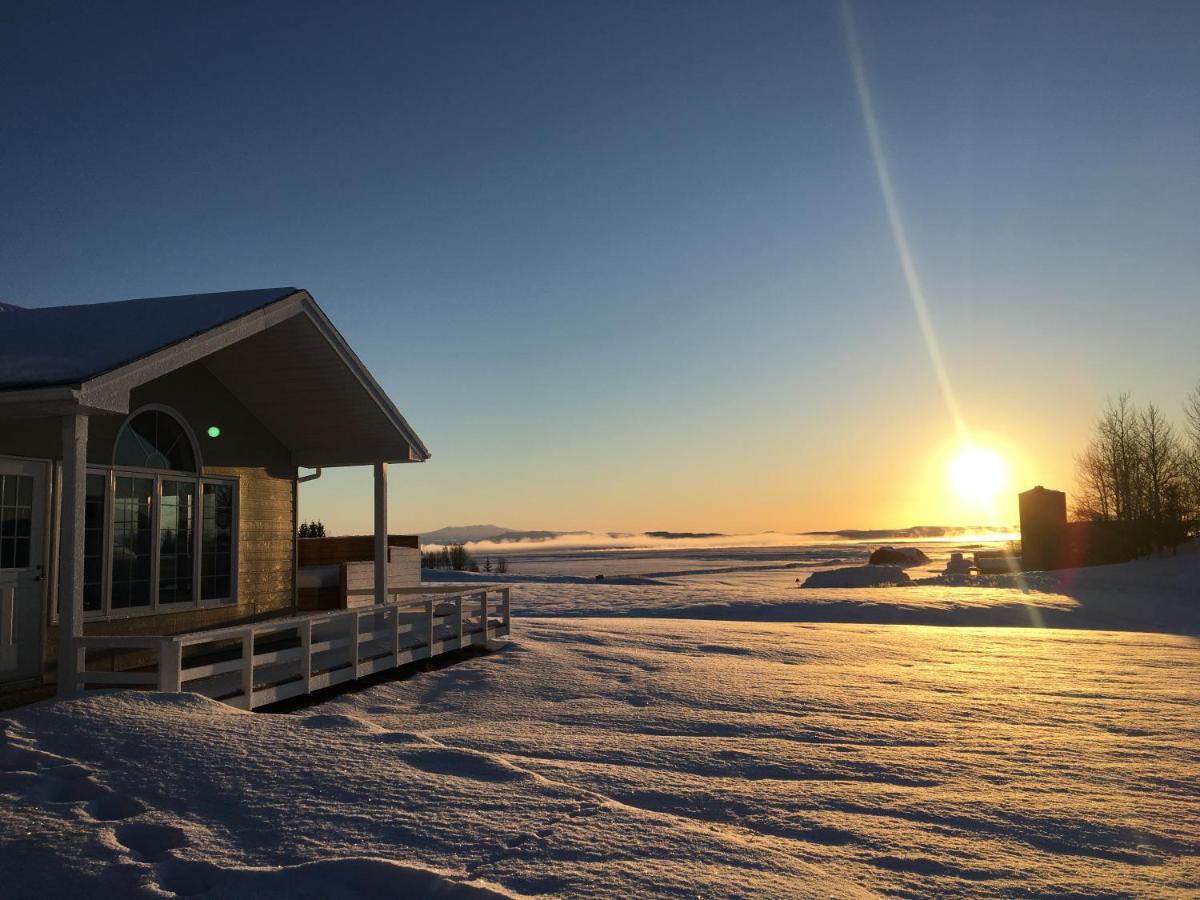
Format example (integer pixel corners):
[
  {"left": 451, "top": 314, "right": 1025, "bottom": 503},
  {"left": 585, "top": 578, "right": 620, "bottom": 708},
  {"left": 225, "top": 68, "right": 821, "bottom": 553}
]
[
  {"left": 71, "top": 585, "right": 511, "bottom": 710},
  {"left": 0, "top": 288, "right": 458, "bottom": 703}
]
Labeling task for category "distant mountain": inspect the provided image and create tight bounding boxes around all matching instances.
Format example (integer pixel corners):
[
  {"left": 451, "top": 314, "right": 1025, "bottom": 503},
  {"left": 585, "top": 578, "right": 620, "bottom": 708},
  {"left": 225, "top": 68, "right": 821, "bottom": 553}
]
[
  {"left": 488, "top": 530, "right": 580, "bottom": 543},
  {"left": 418, "top": 525, "right": 590, "bottom": 545},
  {"left": 418, "top": 525, "right": 514, "bottom": 544}
]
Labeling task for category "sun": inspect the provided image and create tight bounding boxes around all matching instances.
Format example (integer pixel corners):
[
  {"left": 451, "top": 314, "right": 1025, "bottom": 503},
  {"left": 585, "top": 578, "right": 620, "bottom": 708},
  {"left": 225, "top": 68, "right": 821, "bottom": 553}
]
[{"left": 949, "top": 444, "right": 1006, "bottom": 503}]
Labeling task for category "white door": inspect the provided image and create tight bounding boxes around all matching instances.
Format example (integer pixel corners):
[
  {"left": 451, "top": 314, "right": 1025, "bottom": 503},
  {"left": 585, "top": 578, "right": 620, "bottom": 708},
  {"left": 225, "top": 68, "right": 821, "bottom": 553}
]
[{"left": 0, "top": 458, "right": 47, "bottom": 682}]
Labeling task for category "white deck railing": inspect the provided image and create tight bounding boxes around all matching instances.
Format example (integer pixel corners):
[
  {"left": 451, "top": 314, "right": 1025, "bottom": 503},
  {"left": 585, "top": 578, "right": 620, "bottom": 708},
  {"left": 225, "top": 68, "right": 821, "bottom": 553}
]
[{"left": 73, "top": 586, "right": 511, "bottom": 710}]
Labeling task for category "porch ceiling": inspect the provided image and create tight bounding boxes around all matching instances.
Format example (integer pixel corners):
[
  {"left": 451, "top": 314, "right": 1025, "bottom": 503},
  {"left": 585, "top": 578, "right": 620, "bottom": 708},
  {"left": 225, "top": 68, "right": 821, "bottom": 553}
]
[{"left": 201, "top": 312, "right": 426, "bottom": 468}]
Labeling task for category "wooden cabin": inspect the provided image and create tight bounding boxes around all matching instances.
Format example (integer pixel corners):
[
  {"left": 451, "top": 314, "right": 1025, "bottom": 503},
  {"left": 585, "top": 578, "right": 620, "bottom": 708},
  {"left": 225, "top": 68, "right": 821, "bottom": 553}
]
[{"left": 0, "top": 288, "right": 509, "bottom": 707}]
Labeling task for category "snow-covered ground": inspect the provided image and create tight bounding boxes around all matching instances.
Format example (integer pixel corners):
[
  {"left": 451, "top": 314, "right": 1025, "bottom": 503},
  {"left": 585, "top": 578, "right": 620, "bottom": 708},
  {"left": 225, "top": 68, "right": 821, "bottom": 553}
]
[
  {"left": 2, "top": 619, "right": 1197, "bottom": 897},
  {"left": 428, "top": 553, "right": 1200, "bottom": 636},
  {"left": 2, "top": 547, "right": 1198, "bottom": 897}
]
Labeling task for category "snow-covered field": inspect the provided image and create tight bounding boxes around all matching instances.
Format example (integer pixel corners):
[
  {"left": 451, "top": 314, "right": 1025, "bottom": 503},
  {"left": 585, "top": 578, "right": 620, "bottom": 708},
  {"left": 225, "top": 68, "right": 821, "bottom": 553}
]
[
  {"left": 429, "top": 542, "right": 1200, "bottom": 636},
  {"left": 2, "top": 546, "right": 1198, "bottom": 897}
]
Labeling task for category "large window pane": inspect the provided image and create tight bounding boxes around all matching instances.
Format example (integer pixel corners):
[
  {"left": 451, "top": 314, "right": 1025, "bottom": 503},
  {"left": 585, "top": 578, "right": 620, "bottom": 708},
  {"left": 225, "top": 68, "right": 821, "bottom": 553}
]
[
  {"left": 83, "top": 474, "right": 105, "bottom": 612},
  {"left": 111, "top": 476, "right": 153, "bottom": 609},
  {"left": 201, "top": 482, "right": 234, "bottom": 601},
  {"left": 159, "top": 480, "right": 195, "bottom": 604}
]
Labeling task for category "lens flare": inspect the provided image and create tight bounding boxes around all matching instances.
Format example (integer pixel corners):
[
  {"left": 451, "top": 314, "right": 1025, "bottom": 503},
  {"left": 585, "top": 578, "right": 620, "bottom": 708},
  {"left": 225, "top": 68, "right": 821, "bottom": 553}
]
[{"left": 840, "top": 0, "right": 966, "bottom": 439}]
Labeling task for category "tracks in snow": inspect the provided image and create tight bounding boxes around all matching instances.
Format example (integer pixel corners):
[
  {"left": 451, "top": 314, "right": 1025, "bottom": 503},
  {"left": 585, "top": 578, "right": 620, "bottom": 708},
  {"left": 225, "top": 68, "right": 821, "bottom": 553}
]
[{"left": 0, "top": 714, "right": 191, "bottom": 893}]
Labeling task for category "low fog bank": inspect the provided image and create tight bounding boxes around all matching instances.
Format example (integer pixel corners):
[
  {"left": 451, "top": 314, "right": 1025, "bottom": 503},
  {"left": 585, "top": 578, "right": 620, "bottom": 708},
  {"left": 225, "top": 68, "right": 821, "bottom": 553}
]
[{"left": 425, "top": 527, "right": 1018, "bottom": 555}]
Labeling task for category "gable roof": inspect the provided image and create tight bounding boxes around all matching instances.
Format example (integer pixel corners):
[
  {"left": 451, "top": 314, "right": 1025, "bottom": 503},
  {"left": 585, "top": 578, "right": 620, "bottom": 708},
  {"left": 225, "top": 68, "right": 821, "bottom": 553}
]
[
  {"left": 0, "top": 287, "right": 295, "bottom": 390},
  {"left": 0, "top": 287, "right": 430, "bottom": 465}
]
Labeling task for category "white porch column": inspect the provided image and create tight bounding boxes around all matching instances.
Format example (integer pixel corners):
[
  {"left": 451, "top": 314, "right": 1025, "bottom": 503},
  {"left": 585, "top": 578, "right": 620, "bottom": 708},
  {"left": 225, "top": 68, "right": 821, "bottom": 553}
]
[
  {"left": 57, "top": 414, "right": 88, "bottom": 697},
  {"left": 373, "top": 462, "right": 388, "bottom": 605}
]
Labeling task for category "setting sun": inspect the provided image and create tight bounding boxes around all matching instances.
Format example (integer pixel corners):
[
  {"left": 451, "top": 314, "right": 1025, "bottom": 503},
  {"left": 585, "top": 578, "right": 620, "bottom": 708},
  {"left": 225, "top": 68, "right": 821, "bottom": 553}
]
[{"left": 949, "top": 444, "right": 1007, "bottom": 503}]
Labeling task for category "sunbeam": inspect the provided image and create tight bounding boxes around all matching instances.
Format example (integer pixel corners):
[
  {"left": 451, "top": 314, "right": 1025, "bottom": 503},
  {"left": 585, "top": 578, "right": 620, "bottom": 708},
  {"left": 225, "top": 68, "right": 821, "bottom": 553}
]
[{"left": 839, "top": 0, "right": 966, "bottom": 440}]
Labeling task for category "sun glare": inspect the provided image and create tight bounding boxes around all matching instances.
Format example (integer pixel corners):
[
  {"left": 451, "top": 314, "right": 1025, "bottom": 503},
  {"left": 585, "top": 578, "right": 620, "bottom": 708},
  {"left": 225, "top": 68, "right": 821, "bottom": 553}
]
[{"left": 949, "top": 444, "right": 1006, "bottom": 503}]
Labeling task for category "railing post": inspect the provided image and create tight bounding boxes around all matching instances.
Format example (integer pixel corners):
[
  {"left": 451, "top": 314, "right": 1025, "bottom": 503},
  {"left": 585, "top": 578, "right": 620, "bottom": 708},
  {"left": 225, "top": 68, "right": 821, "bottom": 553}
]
[
  {"left": 502, "top": 588, "right": 511, "bottom": 628},
  {"left": 158, "top": 638, "right": 182, "bottom": 692},
  {"left": 349, "top": 610, "right": 360, "bottom": 676},
  {"left": 425, "top": 598, "right": 435, "bottom": 652},
  {"left": 300, "top": 619, "right": 312, "bottom": 693},
  {"left": 240, "top": 630, "right": 254, "bottom": 707},
  {"left": 480, "top": 591, "right": 489, "bottom": 640},
  {"left": 455, "top": 594, "right": 464, "bottom": 646},
  {"left": 391, "top": 605, "right": 400, "bottom": 662}
]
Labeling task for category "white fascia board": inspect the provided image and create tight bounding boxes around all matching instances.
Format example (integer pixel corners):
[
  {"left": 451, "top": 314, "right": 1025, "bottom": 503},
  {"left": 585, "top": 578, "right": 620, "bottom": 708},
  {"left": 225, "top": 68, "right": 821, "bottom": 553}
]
[
  {"left": 79, "top": 291, "right": 309, "bottom": 404},
  {"left": 297, "top": 297, "right": 431, "bottom": 462}
]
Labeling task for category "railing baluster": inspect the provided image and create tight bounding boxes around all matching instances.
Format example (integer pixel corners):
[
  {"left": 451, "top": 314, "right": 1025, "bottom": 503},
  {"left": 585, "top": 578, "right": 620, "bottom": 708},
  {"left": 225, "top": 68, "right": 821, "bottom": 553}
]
[
  {"left": 300, "top": 619, "right": 312, "bottom": 693},
  {"left": 159, "top": 638, "right": 182, "bottom": 692},
  {"left": 425, "top": 598, "right": 435, "bottom": 652},
  {"left": 240, "top": 630, "right": 254, "bottom": 707}
]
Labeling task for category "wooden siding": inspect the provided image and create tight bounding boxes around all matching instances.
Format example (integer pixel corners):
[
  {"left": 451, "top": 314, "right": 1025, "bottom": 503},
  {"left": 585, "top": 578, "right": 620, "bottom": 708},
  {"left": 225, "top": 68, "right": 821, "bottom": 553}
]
[
  {"left": 341, "top": 550, "right": 422, "bottom": 603},
  {"left": 298, "top": 548, "right": 421, "bottom": 611},
  {"left": 210, "top": 464, "right": 295, "bottom": 619}
]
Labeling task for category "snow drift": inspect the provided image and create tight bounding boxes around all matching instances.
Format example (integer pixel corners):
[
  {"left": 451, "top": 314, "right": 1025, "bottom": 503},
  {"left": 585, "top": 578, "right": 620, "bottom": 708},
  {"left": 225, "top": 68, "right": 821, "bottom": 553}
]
[{"left": 2, "top": 621, "right": 1197, "bottom": 898}]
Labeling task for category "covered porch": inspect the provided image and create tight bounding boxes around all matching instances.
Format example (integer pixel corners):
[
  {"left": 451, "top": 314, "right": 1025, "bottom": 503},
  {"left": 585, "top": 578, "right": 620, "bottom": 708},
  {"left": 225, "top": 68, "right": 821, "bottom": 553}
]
[{"left": 0, "top": 288, "right": 502, "bottom": 707}]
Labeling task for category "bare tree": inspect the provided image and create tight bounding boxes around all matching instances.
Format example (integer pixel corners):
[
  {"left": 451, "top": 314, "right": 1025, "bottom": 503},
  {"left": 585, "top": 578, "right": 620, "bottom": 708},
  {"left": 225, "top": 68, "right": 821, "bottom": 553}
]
[
  {"left": 1084, "top": 394, "right": 1143, "bottom": 521},
  {"left": 1074, "top": 392, "right": 1194, "bottom": 553},
  {"left": 1182, "top": 381, "right": 1200, "bottom": 525},
  {"left": 1137, "top": 402, "right": 1184, "bottom": 527},
  {"left": 1073, "top": 442, "right": 1112, "bottom": 521}
]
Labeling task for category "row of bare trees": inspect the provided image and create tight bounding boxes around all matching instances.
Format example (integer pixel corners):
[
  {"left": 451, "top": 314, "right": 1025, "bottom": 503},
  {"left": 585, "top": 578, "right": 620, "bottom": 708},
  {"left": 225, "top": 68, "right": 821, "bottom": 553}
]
[{"left": 1074, "top": 387, "right": 1200, "bottom": 540}]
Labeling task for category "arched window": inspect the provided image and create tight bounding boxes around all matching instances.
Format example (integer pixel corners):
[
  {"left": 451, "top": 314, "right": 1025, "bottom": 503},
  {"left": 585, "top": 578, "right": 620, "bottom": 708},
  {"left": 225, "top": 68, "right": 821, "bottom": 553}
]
[
  {"left": 84, "top": 404, "right": 236, "bottom": 617},
  {"left": 114, "top": 408, "right": 198, "bottom": 472}
]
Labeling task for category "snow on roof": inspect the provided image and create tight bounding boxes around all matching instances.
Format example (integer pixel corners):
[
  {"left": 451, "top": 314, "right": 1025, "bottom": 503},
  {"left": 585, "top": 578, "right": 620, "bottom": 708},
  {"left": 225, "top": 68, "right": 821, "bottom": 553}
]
[{"left": 0, "top": 287, "right": 298, "bottom": 390}]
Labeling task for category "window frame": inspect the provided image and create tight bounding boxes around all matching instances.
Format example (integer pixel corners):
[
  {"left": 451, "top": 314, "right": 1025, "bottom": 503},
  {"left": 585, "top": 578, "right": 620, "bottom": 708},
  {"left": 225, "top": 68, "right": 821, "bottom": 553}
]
[
  {"left": 79, "top": 466, "right": 240, "bottom": 621},
  {"left": 48, "top": 405, "right": 242, "bottom": 623},
  {"left": 113, "top": 403, "right": 204, "bottom": 473}
]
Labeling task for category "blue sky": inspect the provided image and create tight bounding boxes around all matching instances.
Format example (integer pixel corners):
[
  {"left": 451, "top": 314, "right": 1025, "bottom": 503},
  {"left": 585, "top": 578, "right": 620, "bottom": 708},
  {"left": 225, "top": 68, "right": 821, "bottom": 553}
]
[{"left": 3, "top": 1, "right": 1198, "bottom": 532}]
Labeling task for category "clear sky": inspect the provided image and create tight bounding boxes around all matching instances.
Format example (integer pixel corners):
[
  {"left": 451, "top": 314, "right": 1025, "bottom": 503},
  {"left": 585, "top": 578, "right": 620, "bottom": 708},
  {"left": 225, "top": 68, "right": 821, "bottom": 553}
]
[{"left": 3, "top": 1, "right": 1198, "bottom": 534}]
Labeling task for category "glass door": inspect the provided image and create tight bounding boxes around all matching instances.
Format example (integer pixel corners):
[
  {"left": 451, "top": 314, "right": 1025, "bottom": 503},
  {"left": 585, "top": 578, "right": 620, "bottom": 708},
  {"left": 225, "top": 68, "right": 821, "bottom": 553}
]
[{"left": 0, "top": 458, "right": 47, "bottom": 682}]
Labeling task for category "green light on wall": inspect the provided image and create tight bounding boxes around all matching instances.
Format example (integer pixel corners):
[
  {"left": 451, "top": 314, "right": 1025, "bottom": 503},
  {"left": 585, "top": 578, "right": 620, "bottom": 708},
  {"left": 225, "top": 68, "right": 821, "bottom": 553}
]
[{"left": 207, "top": 426, "right": 221, "bottom": 438}]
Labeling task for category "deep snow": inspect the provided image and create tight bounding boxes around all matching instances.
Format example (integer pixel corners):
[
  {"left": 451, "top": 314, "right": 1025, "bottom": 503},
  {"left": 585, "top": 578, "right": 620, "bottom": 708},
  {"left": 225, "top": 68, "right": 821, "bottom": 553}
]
[
  {"left": 2, "top": 619, "right": 1198, "bottom": 898},
  {"left": 2, "top": 547, "right": 1199, "bottom": 897}
]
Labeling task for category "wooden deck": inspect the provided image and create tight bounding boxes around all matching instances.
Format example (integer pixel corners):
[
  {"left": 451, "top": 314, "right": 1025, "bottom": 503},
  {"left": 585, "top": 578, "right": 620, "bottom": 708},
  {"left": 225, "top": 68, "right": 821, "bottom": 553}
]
[{"left": 71, "top": 586, "right": 511, "bottom": 710}]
